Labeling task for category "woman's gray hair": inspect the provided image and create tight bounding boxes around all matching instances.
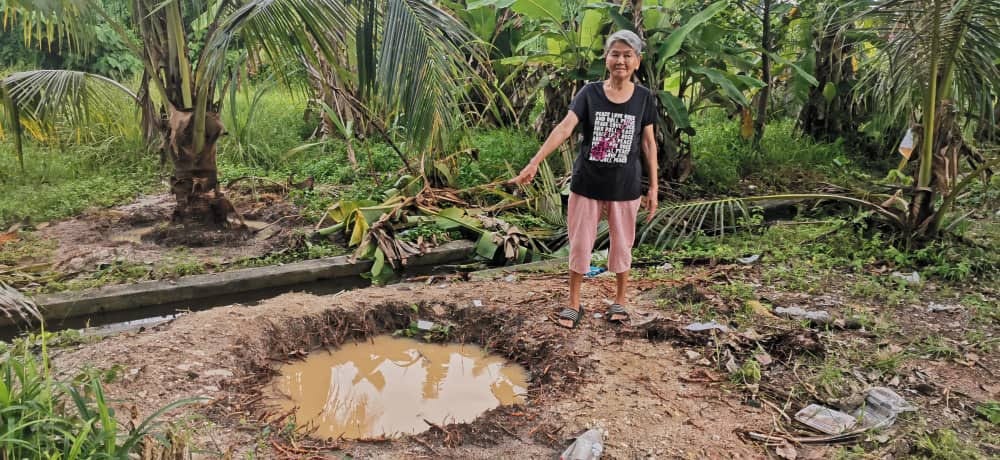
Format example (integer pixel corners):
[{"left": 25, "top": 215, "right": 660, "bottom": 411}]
[{"left": 604, "top": 30, "right": 643, "bottom": 56}]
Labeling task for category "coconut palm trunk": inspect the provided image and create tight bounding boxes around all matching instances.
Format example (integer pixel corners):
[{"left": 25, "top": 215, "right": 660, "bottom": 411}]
[{"left": 165, "top": 109, "right": 228, "bottom": 223}]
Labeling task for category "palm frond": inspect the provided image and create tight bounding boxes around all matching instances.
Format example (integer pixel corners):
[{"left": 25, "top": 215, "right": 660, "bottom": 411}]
[
  {"left": 198, "top": 0, "right": 355, "bottom": 92},
  {"left": 0, "top": 85, "right": 25, "bottom": 171},
  {"left": 1, "top": 0, "right": 100, "bottom": 53},
  {"left": 371, "top": 0, "right": 489, "bottom": 151},
  {"left": 854, "top": 0, "right": 1000, "bottom": 124},
  {"left": 0, "top": 282, "right": 42, "bottom": 326},
  {"left": 580, "top": 193, "right": 906, "bottom": 252},
  {"left": 1, "top": 70, "right": 138, "bottom": 144}
]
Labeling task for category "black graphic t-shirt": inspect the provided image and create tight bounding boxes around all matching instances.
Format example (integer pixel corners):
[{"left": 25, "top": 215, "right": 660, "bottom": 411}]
[{"left": 568, "top": 82, "right": 657, "bottom": 201}]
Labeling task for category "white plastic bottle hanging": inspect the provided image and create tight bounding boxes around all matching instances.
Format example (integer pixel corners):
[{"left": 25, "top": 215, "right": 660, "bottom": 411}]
[{"left": 898, "top": 128, "right": 915, "bottom": 159}]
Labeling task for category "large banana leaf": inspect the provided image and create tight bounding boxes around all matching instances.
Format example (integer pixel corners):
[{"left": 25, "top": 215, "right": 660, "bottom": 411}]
[{"left": 657, "top": 0, "right": 729, "bottom": 66}]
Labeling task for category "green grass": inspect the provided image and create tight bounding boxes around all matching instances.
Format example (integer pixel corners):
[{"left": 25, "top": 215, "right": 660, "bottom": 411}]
[
  {"left": 689, "top": 111, "right": 850, "bottom": 192},
  {"left": 866, "top": 348, "right": 906, "bottom": 374},
  {"left": 0, "top": 232, "right": 58, "bottom": 265},
  {"left": 0, "top": 333, "right": 195, "bottom": 457},
  {"left": 0, "top": 141, "right": 158, "bottom": 228},
  {"left": 219, "top": 85, "right": 314, "bottom": 169},
  {"left": 633, "top": 212, "right": 997, "bottom": 291},
  {"left": 729, "top": 358, "right": 762, "bottom": 385},
  {"left": 915, "top": 429, "right": 988, "bottom": 459},
  {"left": 912, "top": 335, "right": 961, "bottom": 360},
  {"left": 977, "top": 401, "right": 1000, "bottom": 425},
  {"left": 810, "top": 355, "right": 849, "bottom": 398},
  {"left": 456, "top": 129, "right": 540, "bottom": 188}
]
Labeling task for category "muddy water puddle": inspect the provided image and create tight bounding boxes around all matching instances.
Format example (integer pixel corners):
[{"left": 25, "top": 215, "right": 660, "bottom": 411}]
[{"left": 264, "top": 335, "right": 528, "bottom": 439}]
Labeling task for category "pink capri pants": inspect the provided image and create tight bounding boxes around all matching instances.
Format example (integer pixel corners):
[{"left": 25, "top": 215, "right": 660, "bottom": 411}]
[{"left": 567, "top": 192, "right": 642, "bottom": 275}]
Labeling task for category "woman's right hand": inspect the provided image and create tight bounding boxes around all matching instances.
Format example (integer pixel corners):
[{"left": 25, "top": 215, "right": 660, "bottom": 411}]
[{"left": 509, "top": 162, "right": 538, "bottom": 185}]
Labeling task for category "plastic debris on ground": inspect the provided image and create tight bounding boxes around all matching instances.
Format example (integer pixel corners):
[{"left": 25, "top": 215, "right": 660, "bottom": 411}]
[
  {"left": 927, "top": 302, "right": 962, "bottom": 313},
  {"left": 416, "top": 320, "right": 435, "bottom": 331},
  {"left": 560, "top": 428, "right": 604, "bottom": 460},
  {"left": 853, "top": 387, "right": 917, "bottom": 429},
  {"left": 684, "top": 321, "right": 730, "bottom": 333},
  {"left": 793, "top": 387, "right": 916, "bottom": 437},
  {"left": 584, "top": 266, "right": 607, "bottom": 278},
  {"left": 737, "top": 254, "right": 761, "bottom": 265},
  {"left": 890, "top": 271, "right": 921, "bottom": 285},
  {"left": 471, "top": 299, "right": 483, "bottom": 308},
  {"left": 774, "top": 306, "right": 832, "bottom": 325},
  {"left": 795, "top": 404, "right": 857, "bottom": 435}
]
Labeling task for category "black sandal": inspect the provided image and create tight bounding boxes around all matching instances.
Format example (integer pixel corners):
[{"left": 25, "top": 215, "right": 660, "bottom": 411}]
[
  {"left": 605, "top": 304, "right": 630, "bottom": 323},
  {"left": 555, "top": 306, "right": 585, "bottom": 329}
]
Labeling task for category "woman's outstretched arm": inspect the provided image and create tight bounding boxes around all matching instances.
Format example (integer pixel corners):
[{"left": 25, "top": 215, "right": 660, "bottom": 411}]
[{"left": 509, "top": 112, "right": 580, "bottom": 185}]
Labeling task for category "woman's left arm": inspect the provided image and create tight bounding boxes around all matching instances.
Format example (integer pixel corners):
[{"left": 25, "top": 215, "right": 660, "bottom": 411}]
[{"left": 641, "top": 124, "right": 658, "bottom": 223}]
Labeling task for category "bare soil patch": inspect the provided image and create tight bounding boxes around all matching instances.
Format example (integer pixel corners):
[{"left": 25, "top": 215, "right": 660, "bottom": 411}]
[
  {"left": 48, "top": 276, "right": 779, "bottom": 459},
  {"left": 6, "top": 190, "right": 314, "bottom": 291},
  {"left": 46, "top": 260, "right": 998, "bottom": 459}
]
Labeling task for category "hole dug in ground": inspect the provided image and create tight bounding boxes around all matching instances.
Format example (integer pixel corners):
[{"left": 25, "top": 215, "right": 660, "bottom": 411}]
[{"left": 215, "top": 301, "right": 586, "bottom": 456}]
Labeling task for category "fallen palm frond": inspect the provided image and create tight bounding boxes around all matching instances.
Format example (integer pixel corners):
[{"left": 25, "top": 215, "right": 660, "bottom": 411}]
[
  {"left": 0, "top": 281, "right": 41, "bottom": 325},
  {"left": 510, "top": 160, "right": 566, "bottom": 227},
  {"left": 314, "top": 174, "right": 538, "bottom": 282},
  {"left": 563, "top": 193, "right": 907, "bottom": 252}
]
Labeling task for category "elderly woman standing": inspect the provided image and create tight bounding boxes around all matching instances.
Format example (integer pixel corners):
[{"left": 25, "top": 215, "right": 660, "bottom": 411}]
[{"left": 510, "top": 30, "right": 658, "bottom": 328}]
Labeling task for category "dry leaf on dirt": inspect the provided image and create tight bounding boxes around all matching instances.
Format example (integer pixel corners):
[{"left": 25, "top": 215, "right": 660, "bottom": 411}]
[
  {"left": 775, "top": 441, "right": 798, "bottom": 459},
  {"left": 746, "top": 300, "right": 778, "bottom": 318},
  {"left": 754, "top": 352, "right": 774, "bottom": 367},
  {"left": 0, "top": 231, "right": 18, "bottom": 246}
]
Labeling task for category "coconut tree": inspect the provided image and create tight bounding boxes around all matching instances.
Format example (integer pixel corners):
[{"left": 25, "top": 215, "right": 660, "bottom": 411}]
[
  {"left": 625, "top": 0, "right": 1000, "bottom": 250},
  {"left": 856, "top": 0, "right": 1000, "bottom": 235},
  {"left": 0, "top": 0, "right": 483, "bottom": 225}
]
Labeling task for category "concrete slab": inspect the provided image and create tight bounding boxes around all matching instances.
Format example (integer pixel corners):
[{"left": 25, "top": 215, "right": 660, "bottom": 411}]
[
  {"left": 16, "top": 240, "right": 474, "bottom": 326},
  {"left": 470, "top": 257, "right": 568, "bottom": 281}
]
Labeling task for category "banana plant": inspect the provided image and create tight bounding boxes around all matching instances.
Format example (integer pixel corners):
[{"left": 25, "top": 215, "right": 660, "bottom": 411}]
[
  {"left": 733, "top": 0, "right": 819, "bottom": 145},
  {"left": 468, "top": 0, "right": 612, "bottom": 130},
  {"left": 0, "top": 0, "right": 486, "bottom": 226},
  {"left": 795, "top": 2, "right": 870, "bottom": 143},
  {"left": 618, "top": 0, "right": 766, "bottom": 181}
]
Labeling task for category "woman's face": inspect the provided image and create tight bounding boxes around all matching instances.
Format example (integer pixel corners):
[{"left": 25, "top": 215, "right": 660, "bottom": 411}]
[{"left": 605, "top": 41, "right": 640, "bottom": 80}]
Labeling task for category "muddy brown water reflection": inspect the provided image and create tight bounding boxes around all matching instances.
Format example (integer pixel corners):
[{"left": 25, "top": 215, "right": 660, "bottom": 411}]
[{"left": 264, "top": 335, "right": 528, "bottom": 439}]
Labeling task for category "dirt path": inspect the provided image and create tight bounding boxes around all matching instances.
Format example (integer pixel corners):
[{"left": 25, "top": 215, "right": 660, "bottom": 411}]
[{"left": 48, "top": 263, "right": 998, "bottom": 459}]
